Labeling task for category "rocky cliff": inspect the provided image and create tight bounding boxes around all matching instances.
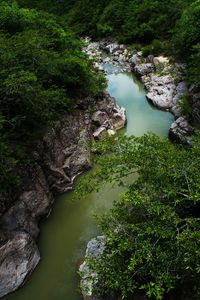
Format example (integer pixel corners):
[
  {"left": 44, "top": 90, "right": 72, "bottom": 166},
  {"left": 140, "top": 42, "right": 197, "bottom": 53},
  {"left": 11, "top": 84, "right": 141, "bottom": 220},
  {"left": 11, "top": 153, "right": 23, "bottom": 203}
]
[{"left": 0, "top": 93, "right": 126, "bottom": 298}]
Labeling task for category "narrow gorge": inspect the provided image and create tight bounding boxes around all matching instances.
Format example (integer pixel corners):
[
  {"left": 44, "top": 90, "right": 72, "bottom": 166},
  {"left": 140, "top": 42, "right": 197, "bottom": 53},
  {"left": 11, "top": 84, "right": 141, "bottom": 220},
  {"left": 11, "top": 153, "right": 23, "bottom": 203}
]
[
  {"left": 0, "top": 1, "right": 200, "bottom": 299},
  {"left": 2, "top": 40, "right": 177, "bottom": 300}
]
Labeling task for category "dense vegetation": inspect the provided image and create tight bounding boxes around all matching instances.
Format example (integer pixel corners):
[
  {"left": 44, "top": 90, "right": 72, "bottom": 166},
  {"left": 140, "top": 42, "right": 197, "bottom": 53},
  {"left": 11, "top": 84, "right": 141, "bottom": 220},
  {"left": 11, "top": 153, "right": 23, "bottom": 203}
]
[
  {"left": 0, "top": 0, "right": 200, "bottom": 299},
  {"left": 77, "top": 134, "right": 200, "bottom": 299},
  {"left": 17, "top": 0, "right": 200, "bottom": 88},
  {"left": 0, "top": 1, "right": 105, "bottom": 192}
]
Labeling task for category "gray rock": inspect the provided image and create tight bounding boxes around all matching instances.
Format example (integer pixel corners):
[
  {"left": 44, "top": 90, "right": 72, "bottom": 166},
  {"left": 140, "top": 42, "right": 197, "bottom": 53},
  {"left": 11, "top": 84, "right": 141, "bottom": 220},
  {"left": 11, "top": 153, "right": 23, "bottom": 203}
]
[
  {"left": 145, "top": 75, "right": 176, "bottom": 110},
  {"left": 129, "top": 54, "right": 142, "bottom": 66},
  {"left": 92, "top": 111, "right": 108, "bottom": 126},
  {"left": 129, "top": 54, "right": 142, "bottom": 71},
  {"left": 146, "top": 55, "right": 154, "bottom": 64},
  {"left": 79, "top": 236, "right": 107, "bottom": 300},
  {"left": 1, "top": 165, "right": 53, "bottom": 239},
  {"left": 106, "top": 43, "right": 120, "bottom": 54},
  {"left": 0, "top": 90, "right": 126, "bottom": 297},
  {"left": 134, "top": 63, "right": 155, "bottom": 76},
  {"left": 169, "top": 118, "right": 192, "bottom": 146},
  {"left": 0, "top": 232, "right": 40, "bottom": 298},
  {"left": 111, "top": 106, "right": 126, "bottom": 130}
]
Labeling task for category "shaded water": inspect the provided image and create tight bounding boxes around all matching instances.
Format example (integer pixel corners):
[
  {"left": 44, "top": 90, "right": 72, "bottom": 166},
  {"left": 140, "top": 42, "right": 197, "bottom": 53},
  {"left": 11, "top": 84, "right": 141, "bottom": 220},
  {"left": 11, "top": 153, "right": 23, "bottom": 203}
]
[{"left": 5, "top": 64, "right": 173, "bottom": 300}]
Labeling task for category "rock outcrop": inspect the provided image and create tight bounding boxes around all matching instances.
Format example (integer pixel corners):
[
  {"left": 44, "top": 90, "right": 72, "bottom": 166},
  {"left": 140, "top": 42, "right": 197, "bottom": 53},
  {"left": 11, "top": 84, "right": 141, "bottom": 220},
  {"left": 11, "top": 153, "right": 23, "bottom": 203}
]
[
  {"left": 79, "top": 236, "right": 114, "bottom": 300},
  {"left": 134, "top": 55, "right": 192, "bottom": 145},
  {"left": 92, "top": 93, "right": 126, "bottom": 139},
  {"left": 169, "top": 117, "right": 193, "bottom": 145},
  {"left": 0, "top": 93, "right": 126, "bottom": 298},
  {"left": 135, "top": 63, "right": 155, "bottom": 77},
  {"left": 0, "top": 232, "right": 40, "bottom": 298}
]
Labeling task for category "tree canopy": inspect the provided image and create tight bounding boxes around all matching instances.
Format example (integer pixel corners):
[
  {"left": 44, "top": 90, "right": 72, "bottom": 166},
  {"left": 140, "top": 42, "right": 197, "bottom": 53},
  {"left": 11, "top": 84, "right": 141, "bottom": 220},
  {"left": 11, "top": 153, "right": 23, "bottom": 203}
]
[
  {"left": 77, "top": 134, "right": 200, "bottom": 299},
  {"left": 0, "top": 1, "right": 105, "bottom": 192}
]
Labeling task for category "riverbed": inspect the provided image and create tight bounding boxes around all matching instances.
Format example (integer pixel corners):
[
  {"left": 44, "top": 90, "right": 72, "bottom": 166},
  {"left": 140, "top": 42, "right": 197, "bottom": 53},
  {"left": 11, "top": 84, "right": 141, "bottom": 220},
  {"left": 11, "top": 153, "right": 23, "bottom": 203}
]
[{"left": 5, "top": 64, "right": 173, "bottom": 300}]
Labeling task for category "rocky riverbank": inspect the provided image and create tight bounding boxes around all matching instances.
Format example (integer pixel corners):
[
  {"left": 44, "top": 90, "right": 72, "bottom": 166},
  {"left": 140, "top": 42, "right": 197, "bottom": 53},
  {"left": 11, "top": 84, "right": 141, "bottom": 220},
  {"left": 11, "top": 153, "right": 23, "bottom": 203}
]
[
  {"left": 80, "top": 38, "right": 197, "bottom": 300},
  {"left": 83, "top": 38, "right": 193, "bottom": 145},
  {"left": 0, "top": 93, "right": 126, "bottom": 298}
]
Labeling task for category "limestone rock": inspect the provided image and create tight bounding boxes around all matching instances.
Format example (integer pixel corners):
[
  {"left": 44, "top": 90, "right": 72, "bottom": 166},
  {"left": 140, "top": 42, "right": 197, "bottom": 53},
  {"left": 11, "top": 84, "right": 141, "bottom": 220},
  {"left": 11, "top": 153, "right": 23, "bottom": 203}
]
[
  {"left": 79, "top": 236, "right": 107, "bottom": 300},
  {"left": 146, "top": 55, "right": 154, "bottom": 64},
  {"left": 169, "top": 117, "right": 192, "bottom": 145},
  {"left": 92, "top": 111, "right": 108, "bottom": 126},
  {"left": 134, "top": 63, "right": 155, "bottom": 76},
  {"left": 129, "top": 54, "right": 142, "bottom": 71},
  {"left": 111, "top": 106, "right": 126, "bottom": 130},
  {"left": 145, "top": 75, "right": 176, "bottom": 109},
  {"left": 153, "top": 56, "right": 169, "bottom": 65},
  {"left": 106, "top": 43, "right": 120, "bottom": 54},
  {"left": 0, "top": 91, "right": 125, "bottom": 297},
  {"left": 0, "top": 232, "right": 40, "bottom": 298}
]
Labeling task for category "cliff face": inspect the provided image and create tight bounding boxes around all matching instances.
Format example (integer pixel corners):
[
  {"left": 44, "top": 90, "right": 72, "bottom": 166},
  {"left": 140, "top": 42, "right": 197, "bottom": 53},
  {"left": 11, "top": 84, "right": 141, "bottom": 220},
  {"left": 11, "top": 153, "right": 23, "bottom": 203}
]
[{"left": 0, "top": 93, "right": 126, "bottom": 298}]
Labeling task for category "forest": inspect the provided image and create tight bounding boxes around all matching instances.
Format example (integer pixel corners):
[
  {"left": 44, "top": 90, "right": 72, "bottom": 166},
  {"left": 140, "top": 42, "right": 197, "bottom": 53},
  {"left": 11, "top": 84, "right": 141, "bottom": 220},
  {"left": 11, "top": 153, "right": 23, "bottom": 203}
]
[{"left": 1, "top": 0, "right": 200, "bottom": 299}]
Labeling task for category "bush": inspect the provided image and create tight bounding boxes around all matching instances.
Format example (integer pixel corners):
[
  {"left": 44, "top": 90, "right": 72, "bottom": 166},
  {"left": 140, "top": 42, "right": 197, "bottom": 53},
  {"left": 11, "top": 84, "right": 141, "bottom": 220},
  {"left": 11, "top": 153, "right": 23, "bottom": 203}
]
[{"left": 179, "top": 93, "right": 192, "bottom": 117}]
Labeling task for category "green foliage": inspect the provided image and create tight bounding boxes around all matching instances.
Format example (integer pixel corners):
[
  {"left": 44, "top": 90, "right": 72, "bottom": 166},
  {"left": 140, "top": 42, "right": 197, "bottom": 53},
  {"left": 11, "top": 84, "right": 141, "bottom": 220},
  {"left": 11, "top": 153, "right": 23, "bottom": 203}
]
[
  {"left": 142, "top": 40, "right": 166, "bottom": 57},
  {"left": 179, "top": 93, "right": 192, "bottom": 117},
  {"left": 77, "top": 134, "right": 200, "bottom": 299},
  {"left": 188, "top": 43, "right": 200, "bottom": 89},
  {"left": 0, "top": 1, "right": 105, "bottom": 191},
  {"left": 172, "top": 0, "right": 200, "bottom": 57}
]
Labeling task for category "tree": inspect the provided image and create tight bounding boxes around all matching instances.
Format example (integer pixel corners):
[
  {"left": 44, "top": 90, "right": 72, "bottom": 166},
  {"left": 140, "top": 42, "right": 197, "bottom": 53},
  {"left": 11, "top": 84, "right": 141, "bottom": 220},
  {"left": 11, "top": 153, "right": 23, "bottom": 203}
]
[
  {"left": 77, "top": 134, "right": 200, "bottom": 299},
  {"left": 0, "top": 1, "right": 105, "bottom": 192}
]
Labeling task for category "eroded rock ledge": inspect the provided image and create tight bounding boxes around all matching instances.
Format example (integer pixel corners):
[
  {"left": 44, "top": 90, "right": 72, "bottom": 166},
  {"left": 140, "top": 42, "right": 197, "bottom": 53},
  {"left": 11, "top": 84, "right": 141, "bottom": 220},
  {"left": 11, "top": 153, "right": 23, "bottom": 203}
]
[{"left": 0, "top": 93, "right": 126, "bottom": 298}]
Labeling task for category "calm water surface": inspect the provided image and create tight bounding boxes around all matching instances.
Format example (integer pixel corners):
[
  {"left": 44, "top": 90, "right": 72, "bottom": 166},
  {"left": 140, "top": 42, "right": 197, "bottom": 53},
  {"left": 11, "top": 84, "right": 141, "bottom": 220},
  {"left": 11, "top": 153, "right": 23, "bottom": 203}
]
[{"left": 5, "top": 64, "right": 173, "bottom": 300}]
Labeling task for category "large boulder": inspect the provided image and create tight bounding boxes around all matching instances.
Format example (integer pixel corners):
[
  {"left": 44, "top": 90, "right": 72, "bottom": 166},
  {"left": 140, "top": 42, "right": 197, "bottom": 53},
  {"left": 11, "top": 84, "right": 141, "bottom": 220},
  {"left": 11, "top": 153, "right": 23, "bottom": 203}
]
[
  {"left": 134, "top": 63, "right": 155, "bottom": 76},
  {"left": 92, "top": 111, "right": 109, "bottom": 126},
  {"left": 145, "top": 55, "right": 154, "bottom": 64},
  {"left": 93, "top": 94, "right": 126, "bottom": 139},
  {"left": 169, "top": 117, "right": 192, "bottom": 145},
  {"left": 111, "top": 106, "right": 126, "bottom": 130},
  {"left": 145, "top": 75, "right": 176, "bottom": 110},
  {"left": 0, "top": 232, "right": 40, "bottom": 298},
  {"left": 106, "top": 43, "right": 120, "bottom": 54},
  {"left": 153, "top": 56, "right": 169, "bottom": 65},
  {"left": 129, "top": 54, "right": 142, "bottom": 71}
]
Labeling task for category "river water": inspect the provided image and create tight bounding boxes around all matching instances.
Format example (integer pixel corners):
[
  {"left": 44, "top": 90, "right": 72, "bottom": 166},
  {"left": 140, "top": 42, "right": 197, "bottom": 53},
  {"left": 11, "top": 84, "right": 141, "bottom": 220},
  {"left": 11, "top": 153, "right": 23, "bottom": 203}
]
[{"left": 5, "top": 64, "right": 174, "bottom": 300}]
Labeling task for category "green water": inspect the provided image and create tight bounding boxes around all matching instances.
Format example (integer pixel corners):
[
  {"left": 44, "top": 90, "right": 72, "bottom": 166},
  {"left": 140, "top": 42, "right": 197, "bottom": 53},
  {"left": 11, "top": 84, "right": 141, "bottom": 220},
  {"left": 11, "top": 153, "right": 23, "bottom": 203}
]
[{"left": 5, "top": 64, "right": 173, "bottom": 300}]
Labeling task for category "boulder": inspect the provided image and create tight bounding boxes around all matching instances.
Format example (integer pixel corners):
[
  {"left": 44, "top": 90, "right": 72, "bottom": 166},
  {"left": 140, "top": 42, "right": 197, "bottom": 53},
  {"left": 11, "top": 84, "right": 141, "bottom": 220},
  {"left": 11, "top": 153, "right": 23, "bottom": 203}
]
[
  {"left": 111, "top": 106, "right": 126, "bottom": 130},
  {"left": 129, "top": 54, "right": 142, "bottom": 71},
  {"left": 92, "top": 111, "right": 109, "bottom": 126},
  {"left": 106, "top": 43, "right": 120, "bottom": 54},
  {"left": 153, "top": 56, "right": 169, "bottom": 65},
  {"left": 145, "top": 75, "right": 176, "bottom": 110},
  {"left": 0, "top": 232, "right": 40, "bottom": 298},
  {"left": 134, "top": 63, "right": 155, "bottom": 76},
  {"left": 146, "top": 55, "right": 154, "bottom": 64},
  {"left": 169, "top": 117, "right": 192, "bottom": 145}
]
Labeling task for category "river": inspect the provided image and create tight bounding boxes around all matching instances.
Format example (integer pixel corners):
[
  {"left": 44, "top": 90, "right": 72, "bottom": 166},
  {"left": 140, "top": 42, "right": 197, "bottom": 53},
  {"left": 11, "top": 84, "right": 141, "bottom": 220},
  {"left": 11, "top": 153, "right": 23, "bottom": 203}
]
[{"left": 5, "top": 64, "right": 174, "bottom": 300}]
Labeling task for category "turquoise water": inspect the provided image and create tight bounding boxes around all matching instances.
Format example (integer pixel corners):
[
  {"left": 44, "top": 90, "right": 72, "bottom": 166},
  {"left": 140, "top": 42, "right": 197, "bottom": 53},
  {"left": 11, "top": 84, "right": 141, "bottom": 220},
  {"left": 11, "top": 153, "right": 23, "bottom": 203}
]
[
  {"left": 104, "top": 63, "right": 174, "bottom": 137},
  {"left": 5, "top": 64, "right": 173, "bottom": 300}
]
